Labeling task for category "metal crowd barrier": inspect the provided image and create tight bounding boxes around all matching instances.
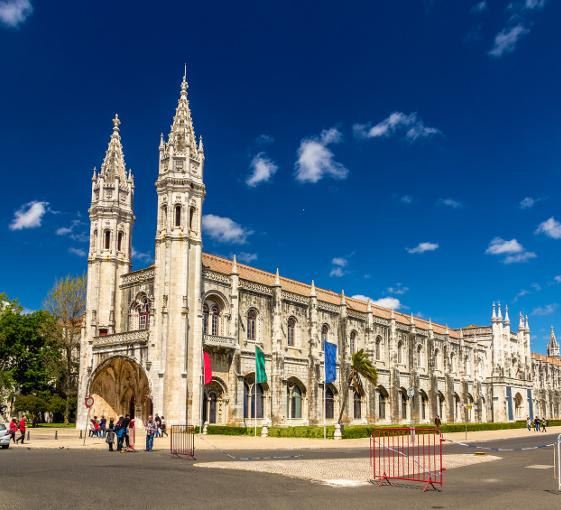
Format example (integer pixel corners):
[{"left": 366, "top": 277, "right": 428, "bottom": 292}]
[
  {"left": 370, "top": 427, "right": 444, "bottom": 492},
  {"left": 170, "top": 425, "right": 195, "bottom": 458}
]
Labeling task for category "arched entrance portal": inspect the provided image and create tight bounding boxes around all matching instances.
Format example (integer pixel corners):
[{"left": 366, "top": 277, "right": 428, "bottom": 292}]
[{"left": 88, "top": 356, "right": 152, "bottom": 423}]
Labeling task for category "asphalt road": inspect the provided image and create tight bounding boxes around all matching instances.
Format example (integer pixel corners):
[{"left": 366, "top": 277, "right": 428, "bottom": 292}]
[{"left": 1, "top": 433, "right": 560, "bottom": 510}]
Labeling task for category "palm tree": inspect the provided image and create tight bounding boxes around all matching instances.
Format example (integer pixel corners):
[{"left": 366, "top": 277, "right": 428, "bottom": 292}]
[{"left": 337, "top": 349, "right": 378, "bottom": 424}]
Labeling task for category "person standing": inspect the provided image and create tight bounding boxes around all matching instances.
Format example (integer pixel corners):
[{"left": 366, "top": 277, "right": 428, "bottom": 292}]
[
  {"left": 116, "top": 417, "right": 125, "bottom": 452},
  {"left": 15, "top": 416, "right": 26, "bottom": 444},
  {"left": 145, "top": 416, "right": 156, "bottom": 452},
  {"left": 122, "top": 414, "right": 131, "bottom": 448},
  {"left": 106, "top": 418, "right": 116, "bottom": 451},
  {"left": 526, "top": 416, "right": 531, "bottom": 431},
  {"left": 154, "top": 414, "right": 162, "bottom": 438},
  {"left": 9, "top": 418, "right": 18, "bottom": 444},
  {"left": 534, "top": 416, "right": 540, "bottom": 432},
  {"left": 541, "top": 417, "right": 547, "bottom": 432},
  {"left": 100, "top": 416, "right": 107, "bottom": 438},
  {"left": 434, "top": 415, "right": 441, "bottom": 431}
]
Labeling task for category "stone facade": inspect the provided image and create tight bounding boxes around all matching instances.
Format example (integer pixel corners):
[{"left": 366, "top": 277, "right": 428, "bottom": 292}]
[{"left": 76, "top": 74, "right": 561, "bottom": 429}]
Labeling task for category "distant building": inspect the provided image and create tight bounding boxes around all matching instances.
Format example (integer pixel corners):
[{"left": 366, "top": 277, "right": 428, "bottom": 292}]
[{"left": 76, "top": 74, "right": 561, "bottom": 429}]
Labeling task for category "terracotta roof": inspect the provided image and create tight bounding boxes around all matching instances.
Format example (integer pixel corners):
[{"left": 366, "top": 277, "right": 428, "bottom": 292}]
[
  {"left": 202, "top": 252, "right": 460, "bottom": 338},
  {"left": 532, "top": 353, "right": 561, "bottom": 366}
]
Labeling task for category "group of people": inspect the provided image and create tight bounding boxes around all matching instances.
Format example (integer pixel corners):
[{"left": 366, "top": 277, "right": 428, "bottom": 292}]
[
  {"left": 526, "top": 416, "right": 548, "bottom": 432},
  {"left": 8, "top": 417, "right": 26, "bottom": 444},
  {"left": 95, "top": 413, "right": 167, "bottom": 452}
]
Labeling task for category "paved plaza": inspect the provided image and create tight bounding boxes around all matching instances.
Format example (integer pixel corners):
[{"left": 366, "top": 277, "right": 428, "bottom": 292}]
[{"left": 1, "top": 428, "right": 560, "bottom": 509}]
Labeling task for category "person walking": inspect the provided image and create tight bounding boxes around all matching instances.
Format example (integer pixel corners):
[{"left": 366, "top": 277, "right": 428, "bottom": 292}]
[
  {"left": 541, "top": 417, "right": 547, "bottom": 432},
  {"left": 100, "top": 416, "right": 107, "bottom": 438},
  {"left": 534, "top": 416, "right": 540, "bottom": 432},
  {"left": 106, "top": 418, "right": 116, "bottom": 451},
  {"left": 122, "top": 414, "right": 131, "bottom": 448},
  {"left": 154, "top": 414, "right": 162, "bottom": 438},
  {"left": 15, "top": 416, "right": 26, "bottom": 444},
  {"left": 115, "top": 417, "right": 125, "bottom": 452},
  {"left": 526, "top": 416, "right": 532, "bottom": 431},
  {"left": 160, "top": 416, "right": 168, "bottom": 438},
  {"left": 145, "top": 416, "right": 156, "bottom": 452},
  {"left": 434, "top": 415, "right": 441, "bottom": 431},
  {"left": 9, "top": 418, "right": 18, "bottom": 444}
]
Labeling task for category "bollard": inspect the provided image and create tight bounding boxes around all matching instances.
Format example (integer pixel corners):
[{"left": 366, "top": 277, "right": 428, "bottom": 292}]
[
  {"left": 261, "top": 423, "right": 269, "bottom": 438},
  {"left": 203, "top": 422, "right": 208, "bottom": 435},
  {"left": 333, "top": 423, "right": 342, "bottom": 440},
  {"left": 79, "top": 429, "right": 83, "bottom": 439},
  {"left": 55, "top": 430, "right": 58, "bottom": 440}
]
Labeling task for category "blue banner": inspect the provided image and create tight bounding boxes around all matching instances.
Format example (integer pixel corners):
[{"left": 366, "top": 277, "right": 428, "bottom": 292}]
[
  {"left": 324, "top": 341, "right": 337, "bottom": 384},
  {"left": 506, "top": 386, "right": 513, "bottom": 421},
  {"left": 527, "top": 388, "right": 533, "bottom": 419}
]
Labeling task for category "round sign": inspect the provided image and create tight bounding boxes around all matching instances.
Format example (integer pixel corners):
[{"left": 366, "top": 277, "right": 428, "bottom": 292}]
[
  {"left": 407, "top": 387, "right": 415, "bottom": 398},
  {"left": 85, "top": 396, "right": 94, "bottom": 409}
]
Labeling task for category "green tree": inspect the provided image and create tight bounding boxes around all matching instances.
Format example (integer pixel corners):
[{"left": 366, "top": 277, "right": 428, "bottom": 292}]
[
  {"left": 43, "top": 274, "right": 86, "bottom": 423},
  {"left": 338, "top": 349, "right": 378, "bottom": 424}
]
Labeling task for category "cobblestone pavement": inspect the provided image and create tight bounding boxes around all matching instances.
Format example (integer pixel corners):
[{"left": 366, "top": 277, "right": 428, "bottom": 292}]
[{"left": 195, "top": 453, "right": 500, "bottom": 486}]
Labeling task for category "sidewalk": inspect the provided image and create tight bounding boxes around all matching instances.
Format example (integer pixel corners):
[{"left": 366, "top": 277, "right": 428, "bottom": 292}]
[{"left": 12, "top": 425, "right": 561, "bottom": 451}]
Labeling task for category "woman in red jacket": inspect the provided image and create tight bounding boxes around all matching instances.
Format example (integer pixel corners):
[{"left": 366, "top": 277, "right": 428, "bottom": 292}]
[
  {"left": 15, "top": 417, "right": 26, "bottom": 444},
  {"left": 9, "top": 418, "right": 18, "bottom": 443}
]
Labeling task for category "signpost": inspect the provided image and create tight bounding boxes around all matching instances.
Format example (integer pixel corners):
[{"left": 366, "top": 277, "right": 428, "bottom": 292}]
[{"left": 83, "top": 396, "right": 94, "bottom": 446}]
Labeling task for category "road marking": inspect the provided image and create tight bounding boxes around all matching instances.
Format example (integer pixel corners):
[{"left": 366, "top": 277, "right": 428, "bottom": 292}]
[
  {"left": 323, "top": 479, "right": 369, "bottom": 487},
  {"left": 525, "top": 464, "right": 553, "bottom": 469}
]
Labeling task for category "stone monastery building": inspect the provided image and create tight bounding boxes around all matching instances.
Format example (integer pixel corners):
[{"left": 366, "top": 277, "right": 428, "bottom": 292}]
[{"left": 77, "top": 73, "right": 561, "bottom": 429}]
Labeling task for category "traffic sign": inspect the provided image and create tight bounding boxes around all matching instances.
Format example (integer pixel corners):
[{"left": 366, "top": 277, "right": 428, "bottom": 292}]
[{"left": 85, "top": 396, "right": 95, "bottom": 408}]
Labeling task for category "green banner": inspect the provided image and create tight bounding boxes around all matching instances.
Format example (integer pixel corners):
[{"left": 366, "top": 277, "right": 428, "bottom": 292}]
[{"left": 255, "top": 346, "right": 267, "bottom": 383}]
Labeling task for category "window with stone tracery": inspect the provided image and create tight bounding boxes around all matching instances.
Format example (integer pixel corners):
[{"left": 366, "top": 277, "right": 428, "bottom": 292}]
[
  {"left": 117, "top": 231, "right": 124, "bottom": 252},
  {"left": 130, "top": 293, "right": 150, "bottom": 330},
  {"left": 104, "top": 230, "right": 111, "bottom": 250},
  {"left": 375, "top": 336, "right": 382, "bottom": 361},
  {"left": 247, "top": 309, "right": 257, "bottom": 341},
  {"left": 397, "top": 341, "right": 403, "bottom": 364},
  {"left": 287, "top": 317, "right": 296, "bottom": 347},
  {"left": 321, "top": 324, "right": 329, "bottom": 343},
  {"left": 175, "top": 204, "right": 182, "bottom": 227},
  {"left": 350, "top": 331, "right": 357, "bottom": 355}
]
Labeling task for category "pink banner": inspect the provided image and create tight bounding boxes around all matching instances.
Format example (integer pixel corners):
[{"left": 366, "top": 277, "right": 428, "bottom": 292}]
[{"left": 203, "top": 351, "right": 212, "bottom": 384}]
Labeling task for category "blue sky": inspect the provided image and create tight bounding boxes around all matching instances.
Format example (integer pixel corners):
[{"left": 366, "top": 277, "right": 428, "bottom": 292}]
[{"left": 1, "top": 0, "right": 560, "bottom": 352}]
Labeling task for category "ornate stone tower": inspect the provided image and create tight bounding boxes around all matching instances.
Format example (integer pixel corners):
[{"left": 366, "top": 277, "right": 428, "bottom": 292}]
[
  {"left": 547, "top": 327, "right": 560, "bottom": 358},
  {"left": 77, "top": 115, "right": 134, "bottom": 426},
  {"left": 150, "top": 70, "right": 205, "bottom": 424}
]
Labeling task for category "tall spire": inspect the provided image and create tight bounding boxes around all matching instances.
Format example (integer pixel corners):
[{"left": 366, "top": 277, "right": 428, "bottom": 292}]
[
  {"left": 547, "top": 326, "right": 560, "bottom": 357},
  {"left": 504, "top": 305, "right": 510, "bottom": 326},
  {"left": 492, "top": 302, "right": 497, "bottom": 322},
  {"left": 519, "top": 311, "right": 525, "bottom": 331},
  {"left": 168, "top": 68, "right": 197, "bottom": 151},
  {"left": 310, "top": 280, "right": 316, "bottom": 297},
  {"left": 99, "top": 114, "right": 127, "bottom": 181}
]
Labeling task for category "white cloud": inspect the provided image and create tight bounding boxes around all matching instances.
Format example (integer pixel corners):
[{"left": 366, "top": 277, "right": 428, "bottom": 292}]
[
  {"left": 255, "top": 134, "right": 274, "bottom": 145},
  {"left": 202, "top": 214, "right": 251, "bottom": 244},
  {"left": 235, "top": 252, "right": 258, "bottom": 263},
  {"left": 486, "top": 237, "right": 536, "bottom": 263},
  {"left": 400, "top": 195, "right": 413, "bottom": 204},
  {"left": 485, "top": 237, "right": 524, "bottom": 255},
  {"left": 520, "top": 196, "right": 537, "bottom": 209},
  {"left": 536, "top": 217, "right": 561, "bottom": 239},
  {"left": 354, "top": 112, "right": 441, "bottom": 142},
  {"left": 503, "top": 251, "right": 537, "bottom": 264},
  {"left": 525, "top": 0, "right": 546, "bottom": 10},
  {"left": 246, "top": 153, "right": 278, "bottom": 187},
  {"left": 351, "top": 294, "right": 372, "bottom": 302},
  {"left": 329, "top": 256, "right": 348, "bottom": 277},
  {"left": 532, "top": 303, "right": 557, "bottom": 316},
  {"left": 68, "top": 247, "right": 86, "bottom": 257},
  {"left": 489, "top": 24, "right": 529, "bottom": 58},
  {"left": 56, "top": 216, "right": 87, "bottom": 242},
  {"left": 373, "top": 297, "right": 403, "bottom": 310},
  {"left": 0, "top": 0, "right": 32, "bottom": 28},
  {"left": 9, "top": 201, "right": 49, "bottom": 230},
  {"left": 295, "top": 128, "right": 348, "bottom": 183},
  {"left": 472, "top": 1, "right": 487, "bottom": 13},
  {"left": 132, "top": 246, "right": 153, "bottom": 263},
  {"left": 438, "top": 198, "right": 462, "bottom": 208},
  {"left": 554, "top": 275, "right": 561, "bottom": 284},
  {"left": 387, "top": 283, "right": 409, "bottom": 295},
  {"left": 407, "top": 242, "right": 439, "bottom": 254}
]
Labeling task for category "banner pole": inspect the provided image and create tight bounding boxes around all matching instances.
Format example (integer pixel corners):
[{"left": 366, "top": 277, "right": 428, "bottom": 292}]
[
  {"left": 323, "top": 343, "right": 326, "bottom": 440},
  {"left": 200, "top": 349, "right": 204, "bottom": 436},
  {"left": 254, "top": 382, "right": 257, "bottom": 437}
]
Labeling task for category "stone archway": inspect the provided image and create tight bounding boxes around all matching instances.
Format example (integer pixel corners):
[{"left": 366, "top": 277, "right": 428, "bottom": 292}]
[{"left": 88, "top": 356, "right": 152, "bottom": 423}]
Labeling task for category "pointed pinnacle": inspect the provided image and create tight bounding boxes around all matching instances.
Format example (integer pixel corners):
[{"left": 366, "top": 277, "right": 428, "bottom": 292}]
[
  {"left": 310, "top": 280, "right": 316, "bottom": 297},
  {"left": 274, "top": 267, "right": 281, "bottom": 286},
  {"left": 340, "top": 289, "right": 346, "bottom": 305},
  {"left": 231, "top": 255, "right": 238, "bottom": 274}
]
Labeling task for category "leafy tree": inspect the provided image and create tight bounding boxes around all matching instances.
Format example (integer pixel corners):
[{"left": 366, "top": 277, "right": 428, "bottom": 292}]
[
  {"left": 338, "top": 349, "right": 378, "bottom": 424},
  {"left": 43, "top": 274, "right": 86, "bottom": 423}
]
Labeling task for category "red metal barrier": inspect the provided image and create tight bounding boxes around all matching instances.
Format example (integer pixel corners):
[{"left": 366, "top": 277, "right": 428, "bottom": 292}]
[
  {"left": 170, "top": 425, "right": 195, "bottom": 458},
  {"left": 370, "top": 427, "right": 443, "bottom": 492}
]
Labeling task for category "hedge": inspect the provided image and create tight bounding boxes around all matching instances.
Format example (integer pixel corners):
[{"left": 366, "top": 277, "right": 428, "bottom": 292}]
[{"left": 196, "top": 420, "right": 561, "bottom": 439}]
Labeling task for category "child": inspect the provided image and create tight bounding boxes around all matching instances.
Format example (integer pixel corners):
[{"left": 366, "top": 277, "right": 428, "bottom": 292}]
[{"left": 105, "top": 418, "right": 116, "bottom": 451}]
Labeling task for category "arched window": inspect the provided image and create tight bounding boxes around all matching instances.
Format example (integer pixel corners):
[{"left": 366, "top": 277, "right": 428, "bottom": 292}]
[
  {"left": 420, "top": 390, "right": 428, "bottom": 421},
  {"left": 437, "top": 392, "right": 445, "bottom": 419},
  {"left": 321, "top": 324, "right": 329, "bottom": 343},
  {"left": 243, "top": 376, "right": 264, "bottom": 419},
  {"left": 189, "top": 206, "right": 196, "bottom": 230},
  {"left": 353, "top": 391, "right": 361, "bottom": 419},
  {"left": 117, "top": 231, "right": 124, "bottom": 252},
  {"left": 287, "top": 383, "right": 302, "bottom": 419},
  {"left": 211, "top": 305, "right": 219, "bottom": 336},
  {"left": 454, "top": 393, "right": 461, "bottom": 422},
  {"left": 350, "top": 331, "right": 357, "bottom": 355},
  {"left": 175, "top": 204, "right": 182, "bottom": 227},
  {"left": 247, "top": 309, "right": 257, "bottom": 341},
  {"left": 401, "top": 389, "right": 408, "bottom": 420},
  {"left": 450, "top": 352, "right": 456, "bottom": 373},
  {"left": 375, "top": 336, "right": 382, "bottom": 361},
  {"left": 202, "top": 304, "right": 209, "bottom": 334},
  {"left": 325, "top": 386, "right": 335, "bottom": 420},
  {"left": 378, "top": 387, "right": 388, "bottom": 420},
  {"left": 104, "top": 230, "right": 111, "bottom": 250},
  {"left": 417, "top": 344, "right": 423, "bottom": 369},
  {"left": 287, "top": 317, "right": 296, "bottom": 347},
  {"left": 397, "top": 341, "right": 403, "bottom": 364},
  {"left": 161, "top": 205, "right": 167, "bottom": 227}
]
